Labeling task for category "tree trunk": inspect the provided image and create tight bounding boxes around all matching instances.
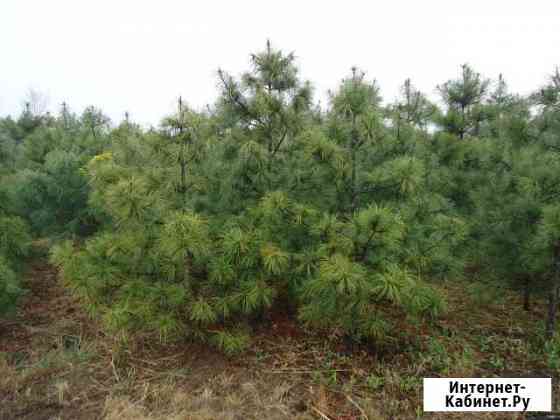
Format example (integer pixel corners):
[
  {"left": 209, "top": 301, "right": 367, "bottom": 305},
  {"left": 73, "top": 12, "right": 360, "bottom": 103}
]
[
  {"left": 396, "top": 111, "right": 401, "bottom": 142},
  {"left": 179, "top": 147, "right": 187, "bottom": 208},
  {"left": 459, "top": 103, "right": 466, "bottom": 140},
  {"left": 350, "top": 145, "right": 358, "bottom": 212},
  {"left": 523, "top": 277, "right": 530, "bottom": 312},
  {"left": 546, "top": 287, "right": 559, "bottom": 340},
  {"left": 349, "top": 116, "right": 359, "bottom": 213},
  {"left": 545, "top": 242, "right": 560, "bottom": 340},
  {"left": 177, "top": 96, "right": 188, "bottom": 210}
]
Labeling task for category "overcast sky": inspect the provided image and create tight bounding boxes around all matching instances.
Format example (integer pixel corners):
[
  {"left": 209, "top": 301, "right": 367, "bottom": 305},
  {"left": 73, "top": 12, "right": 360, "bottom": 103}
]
[{"left": 1, "top": 1, "right": 559, "bottom": 126}]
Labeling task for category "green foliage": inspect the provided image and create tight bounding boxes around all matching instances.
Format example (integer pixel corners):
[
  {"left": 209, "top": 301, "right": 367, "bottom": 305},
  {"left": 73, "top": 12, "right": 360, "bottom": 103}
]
[
  {"left": 0, "top": 209, "right": 31, "bottom": 315},
  {"left": 0, "top": 256, "right": 23, "bottom": 315},
  {"left": 2, "top": 104, "right": 111, "bottom": 236},
  {"left": 7, "top": 43, "right": 560, "bottom": 350},
  {"left": 437, "top": 64, "right": 490, "bottom": 139},
  {"left": 544, "top": 336, "right": 560, "bottom": 371},
  {"left": 44, "top": 44, "right": 456, "bottom": 351},
  {"left": 210, "top": 330, "right": 251, "bottom": 355},
  {"left": 0, "top": 214, "right": 31, "bottom": 262}
]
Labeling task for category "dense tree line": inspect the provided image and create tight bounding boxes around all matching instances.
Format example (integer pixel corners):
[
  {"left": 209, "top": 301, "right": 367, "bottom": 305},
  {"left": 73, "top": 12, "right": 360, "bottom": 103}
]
[{"left": 3, "top": 43, "right": 560, "bottom": 352}]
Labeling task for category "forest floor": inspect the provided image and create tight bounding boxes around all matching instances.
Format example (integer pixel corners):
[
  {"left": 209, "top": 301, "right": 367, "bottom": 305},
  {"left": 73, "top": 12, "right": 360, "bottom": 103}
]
[{"left": 0, "top": 245, "right": 558, "bottom": 419}]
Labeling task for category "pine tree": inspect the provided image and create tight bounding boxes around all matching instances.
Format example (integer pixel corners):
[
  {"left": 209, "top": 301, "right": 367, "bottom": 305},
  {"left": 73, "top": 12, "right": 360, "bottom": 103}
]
[
  {"left": 215, "top": 40, "right": 313, "bottom": 205},
  {"left": 50, "top": 45, "right": 448, "bottom": 352},
  {"left": 11, "top": 105, "right": 110, "bottom": 236},
  {"left": 391, "top": 78, "right": 438, "bottom": 137},
  {"left": 0, "top": 190, "right": 31, "bottom": 315},
  {"left": 438, "top": 64, "right": 490, "bottom": 139}
]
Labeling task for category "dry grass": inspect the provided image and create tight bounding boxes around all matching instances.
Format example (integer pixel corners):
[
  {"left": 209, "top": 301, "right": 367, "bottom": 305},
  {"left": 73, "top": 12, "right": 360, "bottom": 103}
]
[{"left": 102, "top": 381, "right": 314, "bottom": 420}]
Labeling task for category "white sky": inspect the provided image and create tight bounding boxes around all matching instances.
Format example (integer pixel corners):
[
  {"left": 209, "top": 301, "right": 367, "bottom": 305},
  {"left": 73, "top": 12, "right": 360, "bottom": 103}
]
[{"left": 1, "top": 1, "right": 559, "bottom": 126}]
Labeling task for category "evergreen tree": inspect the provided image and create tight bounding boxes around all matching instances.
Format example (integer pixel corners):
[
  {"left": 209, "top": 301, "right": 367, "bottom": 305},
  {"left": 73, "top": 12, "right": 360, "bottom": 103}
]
[
  {"left": 2, "top": 43, "right": 552, "bottom": 348},
  {"left": 50, "top": 45, "right": 446, "bottom": 353},
  {"left": 0, "top": 187, "right": 31, "bottom": 315},
  {"left": 215, "top": 40, "right": 313, "bottom": 206},
  {"left": 438, "top": 64, "right": 490, "bottom": 139},
  {"left": 391, "top": 78, "right": 438, "bottom": 137}
]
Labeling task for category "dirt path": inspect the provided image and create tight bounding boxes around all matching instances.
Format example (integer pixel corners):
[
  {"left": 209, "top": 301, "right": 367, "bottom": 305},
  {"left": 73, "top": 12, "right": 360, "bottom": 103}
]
[
  {"left": 0, "top": 260, "right": 82, "bottom": 353},
  {"left": 0, "top": 258, "right": 109, "bottom": 420}
]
